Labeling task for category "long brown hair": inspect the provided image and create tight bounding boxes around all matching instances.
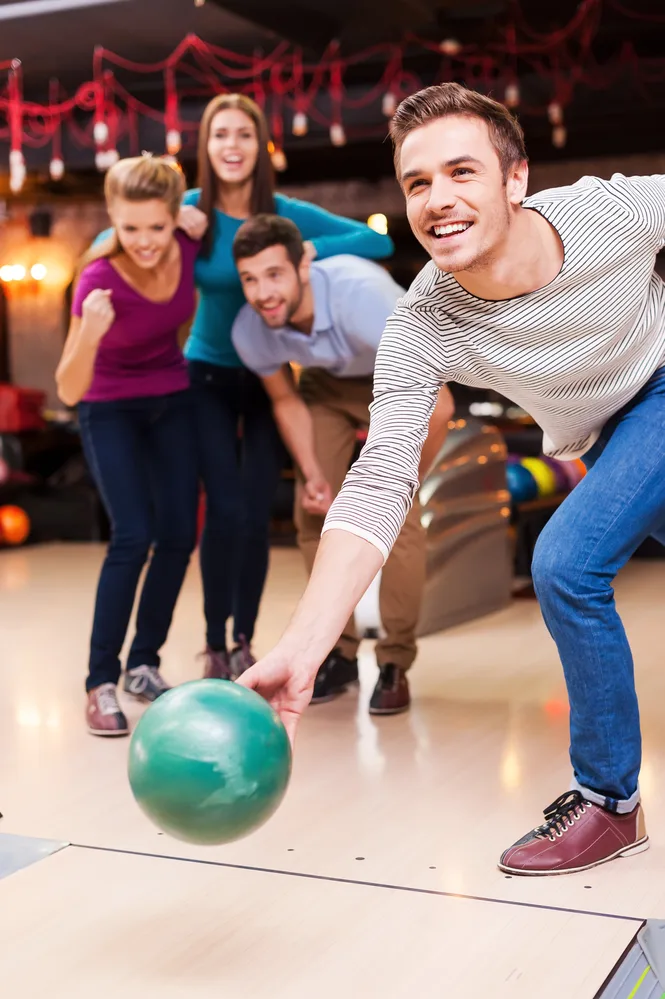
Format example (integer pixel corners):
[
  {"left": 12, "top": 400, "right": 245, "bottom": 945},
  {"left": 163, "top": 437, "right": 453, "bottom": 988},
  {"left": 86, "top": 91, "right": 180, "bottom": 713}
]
[
  {"left": 196, "top": 93, "right": 276, "bottom": 256},
  {"left": 77, "top": 154, "right": 186, "bottom": 276}
]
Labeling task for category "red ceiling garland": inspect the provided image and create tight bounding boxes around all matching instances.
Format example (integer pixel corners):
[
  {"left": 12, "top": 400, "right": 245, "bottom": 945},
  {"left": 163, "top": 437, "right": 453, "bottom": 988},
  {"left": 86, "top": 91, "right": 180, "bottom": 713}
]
[{"left": 1, "top": 0, "right": 664, "bottom": 190}]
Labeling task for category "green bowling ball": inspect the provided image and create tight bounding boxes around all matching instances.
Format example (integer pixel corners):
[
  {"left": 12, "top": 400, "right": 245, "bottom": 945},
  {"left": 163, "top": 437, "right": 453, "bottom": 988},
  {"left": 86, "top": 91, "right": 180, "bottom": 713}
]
[{"left": 128, "top": 679, "right": 291, "bottom": 845}]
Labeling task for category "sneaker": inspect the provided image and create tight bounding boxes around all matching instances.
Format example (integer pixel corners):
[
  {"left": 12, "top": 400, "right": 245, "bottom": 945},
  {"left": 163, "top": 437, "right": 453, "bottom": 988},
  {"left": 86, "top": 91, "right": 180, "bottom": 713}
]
[
  {"left": 311, "top": 650, "right": 359, "bottom": 704},
  {"left": 229, "top": 635, "right": 256, "bottom": 679},
  {"left": 124, "top": 665, "right": 171, "bottom": 703},
  {"left": 498, "top": 790, "right": 649, "bottom": 876},
  {"left": 369, "top": 664, "right": 410, "bottom": 715},
  {"left": 199, "top": 646, "right": 232, "bottom": 680},
  {"left": 87, "top": 683, "right": 129, "bottom": 737}
]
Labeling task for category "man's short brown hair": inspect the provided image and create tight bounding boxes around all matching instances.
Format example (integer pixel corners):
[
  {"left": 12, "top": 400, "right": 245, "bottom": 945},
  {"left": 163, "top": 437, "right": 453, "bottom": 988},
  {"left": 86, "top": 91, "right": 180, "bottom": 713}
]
[
  {"left": 390, "top": 82, "right": 528, "bottom": 181},
  {"left": 233, "top": 214, "right": 304, "bottom": 268}
]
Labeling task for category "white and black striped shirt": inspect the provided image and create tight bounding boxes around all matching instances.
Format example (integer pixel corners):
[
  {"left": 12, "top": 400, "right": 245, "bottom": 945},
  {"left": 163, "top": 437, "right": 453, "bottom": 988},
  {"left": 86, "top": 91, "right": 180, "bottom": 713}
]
[{"left": 323, "top": 172, "right": 665, "bottom": 559}]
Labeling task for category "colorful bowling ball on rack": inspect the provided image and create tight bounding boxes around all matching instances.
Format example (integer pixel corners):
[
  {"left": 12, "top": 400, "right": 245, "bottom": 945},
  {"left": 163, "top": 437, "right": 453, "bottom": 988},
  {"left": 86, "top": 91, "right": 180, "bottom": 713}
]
[
  {"left": 560, "top": 458, "right": 587, "bottom": 490},
  {"left": 540, "top": 456, "right": 570, "bottom": 494},
  {"left": 520, "top": 457, "right": 558, "bottom": 498},
  {"left": 505, "top": 462, "right": 538, "bottom": 503},
  {"left": 0, "top": 505, "right": 30, "bottom": 546}
]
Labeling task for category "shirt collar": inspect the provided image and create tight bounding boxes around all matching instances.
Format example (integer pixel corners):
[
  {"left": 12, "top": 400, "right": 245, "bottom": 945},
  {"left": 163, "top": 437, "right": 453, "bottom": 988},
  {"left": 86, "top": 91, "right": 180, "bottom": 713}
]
[{"left": 307, "top": 266, "right": 332, "bottom": 337}]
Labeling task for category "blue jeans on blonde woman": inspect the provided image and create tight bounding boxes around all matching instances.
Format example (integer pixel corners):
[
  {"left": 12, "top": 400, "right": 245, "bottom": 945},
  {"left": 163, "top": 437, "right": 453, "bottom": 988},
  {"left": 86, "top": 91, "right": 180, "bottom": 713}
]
[
  {"left": 531, "top": 367, "right": 665, "bottom": 811},
  {"left": 79, "top": 390, "right": 199, "bottom": 693}
]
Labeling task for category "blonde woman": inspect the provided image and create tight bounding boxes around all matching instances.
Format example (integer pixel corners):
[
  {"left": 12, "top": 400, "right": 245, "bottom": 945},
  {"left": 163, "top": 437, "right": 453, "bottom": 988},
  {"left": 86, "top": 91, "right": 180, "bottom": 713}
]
[{"left": 56, "top": 156, "right": 202, "bottom": 736}]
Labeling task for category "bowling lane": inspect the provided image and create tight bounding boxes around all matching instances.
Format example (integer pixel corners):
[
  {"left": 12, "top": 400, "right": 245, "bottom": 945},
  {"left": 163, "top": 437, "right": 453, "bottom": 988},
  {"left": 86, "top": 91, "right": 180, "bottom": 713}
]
[
  {"left": 0, "top": 843, "right": 639, "bottom": 998},
  {"left": 3, "top": 545, "right": 665, "bottom": 923}
]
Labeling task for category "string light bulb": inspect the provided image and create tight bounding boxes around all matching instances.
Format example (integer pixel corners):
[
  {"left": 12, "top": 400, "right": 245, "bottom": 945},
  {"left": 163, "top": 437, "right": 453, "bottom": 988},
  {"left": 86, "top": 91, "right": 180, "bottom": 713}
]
[
  {"left": 93, "top": 120, "right": 109, "bottom": 145},
  {"left": 439, "top": 38, "right": 462, "bottom": 56},
  {"left": 9, "top": 150, "right": 26, "bottom": 194},
  {"left": 292, "top": 111, "right": 308, "bottom": 136},
  {"left": 49, "top": 157, "right": 64, "bottom": 181},
  {"left": 166, "top": 129, "right": 182, "bottom": 156},
  {"left": 504, "top": 83, "right": 520, "bottom": 108},
  {"left": 552, "top": 125, "right": 567, "bottom": 148},
  {"left": 382, "top": 91, "right": 398, "bottom": 117},
  {"left": 330, "top": 122, "right": 346, "bottom": 147},
  {"left": 95, "top": 148, "right": 119, "bottom": 172},
  {"left": 271, "top": 147, "right": 288, "bottom": 172},
  {"left": 548, "top": 101, "right": 564, "bottom": 125}
]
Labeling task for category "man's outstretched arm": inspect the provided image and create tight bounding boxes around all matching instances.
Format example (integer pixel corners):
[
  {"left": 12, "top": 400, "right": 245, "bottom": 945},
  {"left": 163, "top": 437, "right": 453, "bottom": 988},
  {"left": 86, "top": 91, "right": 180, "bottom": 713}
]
[{"left": 237, "top": 530, "right": 383, "bottom": 743}]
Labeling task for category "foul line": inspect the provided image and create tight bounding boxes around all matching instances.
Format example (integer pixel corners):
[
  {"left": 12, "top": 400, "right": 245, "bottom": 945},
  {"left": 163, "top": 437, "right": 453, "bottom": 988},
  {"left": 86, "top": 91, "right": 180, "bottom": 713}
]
[{"left": 69, "top": 841, "right": 645, "bottom": 925}]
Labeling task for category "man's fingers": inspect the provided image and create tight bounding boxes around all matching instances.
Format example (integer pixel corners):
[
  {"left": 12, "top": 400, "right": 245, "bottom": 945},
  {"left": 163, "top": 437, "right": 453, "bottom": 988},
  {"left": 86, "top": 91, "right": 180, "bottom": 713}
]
[
  {"left": 283, "top": 714, "right": 298, "bottom": 748},
  {"left": 235, "top": 668, "right": 256, "bottom": 689}
]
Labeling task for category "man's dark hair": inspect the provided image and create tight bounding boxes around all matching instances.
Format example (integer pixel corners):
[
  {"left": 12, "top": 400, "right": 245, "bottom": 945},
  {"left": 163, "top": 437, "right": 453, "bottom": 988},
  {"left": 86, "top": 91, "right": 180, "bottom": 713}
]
[
  {"left": 390, "top": 82, "right": 528, "bottom": 181},
  {"left": 233, "top": 214, "right": 304, "bottom": 268}
]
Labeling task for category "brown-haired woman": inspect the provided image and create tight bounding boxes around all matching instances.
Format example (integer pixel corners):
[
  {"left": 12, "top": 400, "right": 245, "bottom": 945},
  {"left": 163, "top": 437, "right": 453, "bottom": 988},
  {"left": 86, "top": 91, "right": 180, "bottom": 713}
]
[
  {"left": 178, "top": 94, "right": 394, "bottom": 680},
  {"left": 56, "top": 155, "right": 201, "bottom": 736}
]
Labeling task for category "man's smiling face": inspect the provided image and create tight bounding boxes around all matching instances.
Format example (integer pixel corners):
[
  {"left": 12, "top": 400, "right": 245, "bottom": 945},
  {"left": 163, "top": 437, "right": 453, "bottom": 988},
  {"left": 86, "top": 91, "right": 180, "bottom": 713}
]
[{"left": 399, "top": 113, "right": 524, "bottom": 275}]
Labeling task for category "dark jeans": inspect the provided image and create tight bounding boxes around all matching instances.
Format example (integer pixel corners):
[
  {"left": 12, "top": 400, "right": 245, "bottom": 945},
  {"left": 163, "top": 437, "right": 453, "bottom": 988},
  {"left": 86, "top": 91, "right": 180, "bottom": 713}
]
[
  {"left": 189, "top": 361, "right": 284, "bottom": 649},
  {"left": 79, "top": 389, "right": 199, "bottom": 691}
]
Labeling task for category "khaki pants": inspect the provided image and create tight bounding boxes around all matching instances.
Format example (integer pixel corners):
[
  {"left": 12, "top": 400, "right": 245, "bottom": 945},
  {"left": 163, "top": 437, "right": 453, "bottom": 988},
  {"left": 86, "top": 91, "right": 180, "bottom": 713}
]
[{"left": 294, "top": 369, "right": 426, "bottom": 671}]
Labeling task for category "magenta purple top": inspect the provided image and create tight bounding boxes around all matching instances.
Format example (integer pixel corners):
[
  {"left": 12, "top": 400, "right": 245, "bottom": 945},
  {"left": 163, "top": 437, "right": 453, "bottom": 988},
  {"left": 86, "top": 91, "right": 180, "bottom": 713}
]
[{"left": 71, "top": 230, "right": 198, "bottom": 402}]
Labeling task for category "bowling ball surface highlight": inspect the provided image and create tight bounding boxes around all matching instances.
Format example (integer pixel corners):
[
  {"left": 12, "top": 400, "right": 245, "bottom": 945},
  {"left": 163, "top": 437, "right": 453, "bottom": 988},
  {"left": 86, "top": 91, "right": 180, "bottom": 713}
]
[
  {"left": 128, "top": 680, "right": 292, "bottom": 845},
  {"left": 520, "top": 457, "right": 557, "bottom": 497}
]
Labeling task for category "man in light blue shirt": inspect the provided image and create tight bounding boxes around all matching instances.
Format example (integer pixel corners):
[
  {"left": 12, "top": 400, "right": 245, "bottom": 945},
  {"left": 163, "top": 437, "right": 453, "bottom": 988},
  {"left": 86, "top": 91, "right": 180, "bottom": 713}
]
[{"left": 231, "top": 214, "right": 453, "bottom": 713}]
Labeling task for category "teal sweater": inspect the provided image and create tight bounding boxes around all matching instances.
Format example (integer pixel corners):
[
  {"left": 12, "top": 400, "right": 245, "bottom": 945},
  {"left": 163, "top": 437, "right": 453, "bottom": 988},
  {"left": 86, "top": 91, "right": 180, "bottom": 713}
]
[{"left": 181, "top": 189, "right": 394, "bottom": 368}]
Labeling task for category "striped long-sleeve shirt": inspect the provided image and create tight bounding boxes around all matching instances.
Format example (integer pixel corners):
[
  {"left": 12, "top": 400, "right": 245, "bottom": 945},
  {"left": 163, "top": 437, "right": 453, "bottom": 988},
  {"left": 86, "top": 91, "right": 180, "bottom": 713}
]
[{"left": 323, "top": 172, "right": 665, "bottom": 560}]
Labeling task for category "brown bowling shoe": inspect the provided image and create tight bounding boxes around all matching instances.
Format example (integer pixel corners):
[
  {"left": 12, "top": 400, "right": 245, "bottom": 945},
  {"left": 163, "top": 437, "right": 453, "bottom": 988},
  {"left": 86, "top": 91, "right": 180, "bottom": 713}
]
[
  {"left": 86, "top": 684, "right": 129, "bottom": 737},
  {"left": 499, "top": 790, "right": 648, "bottom": 876},
  {"left": 369, "top": 665, "right": 410, "bottom": 715}
]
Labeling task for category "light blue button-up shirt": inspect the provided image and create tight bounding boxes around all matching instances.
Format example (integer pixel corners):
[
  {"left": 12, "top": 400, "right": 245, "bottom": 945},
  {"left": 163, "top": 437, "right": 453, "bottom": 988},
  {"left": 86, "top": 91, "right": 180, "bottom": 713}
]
[{"left": 231, "top": 255, "right": 405, "bottom": 379}]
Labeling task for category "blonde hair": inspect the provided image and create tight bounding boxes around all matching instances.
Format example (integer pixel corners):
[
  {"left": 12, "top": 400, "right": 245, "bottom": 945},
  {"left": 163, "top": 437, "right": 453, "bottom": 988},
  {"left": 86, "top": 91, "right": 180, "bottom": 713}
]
[{"left": 78, "top": 154, "right": 186, "bottom": 273}]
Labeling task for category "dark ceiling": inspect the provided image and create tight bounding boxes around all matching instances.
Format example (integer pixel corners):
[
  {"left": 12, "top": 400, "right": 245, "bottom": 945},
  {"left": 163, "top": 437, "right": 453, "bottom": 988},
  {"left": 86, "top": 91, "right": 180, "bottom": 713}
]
[{"left": 0, "top": 0, "right": 664, "bottom": 185}]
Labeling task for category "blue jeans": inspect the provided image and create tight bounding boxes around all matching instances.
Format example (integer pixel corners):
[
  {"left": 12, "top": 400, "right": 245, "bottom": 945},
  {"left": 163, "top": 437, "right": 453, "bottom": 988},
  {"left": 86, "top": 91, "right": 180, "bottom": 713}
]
[
  {"left": 532, "top": 367, "right": 665, "bottom": 812},
  {"left": 79, "top": 390, "right": 199, "bottom": 691},
  {"left": 189, "top": 362, "right": 284, "bottom": 649}
]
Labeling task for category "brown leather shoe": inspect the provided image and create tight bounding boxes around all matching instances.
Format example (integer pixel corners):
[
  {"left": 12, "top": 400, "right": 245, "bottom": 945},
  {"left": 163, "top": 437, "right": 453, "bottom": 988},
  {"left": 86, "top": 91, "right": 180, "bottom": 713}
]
[
  {"left": 369, "top": 664, "right": 410, "bottom": 715},
  {"left": 499, "top": 790, "right": 649, "bottom": 876},
  {"left": 87, "top": 684, "right": 129, "bottom": 737}
]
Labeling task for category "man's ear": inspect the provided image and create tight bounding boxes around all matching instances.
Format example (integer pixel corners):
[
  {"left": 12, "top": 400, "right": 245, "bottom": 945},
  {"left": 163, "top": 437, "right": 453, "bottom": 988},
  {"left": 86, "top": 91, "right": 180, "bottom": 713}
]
[
  {"left": 298, "top": 254, "right": 311, "bottom": 282},
  {"left": 507, "top": 159, "right": 529, "bottom": 207}
]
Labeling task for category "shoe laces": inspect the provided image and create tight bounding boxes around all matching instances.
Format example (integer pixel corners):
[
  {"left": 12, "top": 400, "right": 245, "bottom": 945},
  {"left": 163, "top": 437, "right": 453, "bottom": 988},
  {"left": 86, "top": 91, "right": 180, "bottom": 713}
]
[
  {"left": 535, "top": 791, "right": 590, "bottom": 842},
  {"left": 233, "top": 635, "right": 255, "bottom": 669},
  {"left": 96, "top": 684, "right": 121, "bottom": 717},
  {"left": 132, "top": 665, "right": 169, "bottom": 691},
  {"left": 379, "top": 664, "right": 401, "bottom": 690}
]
